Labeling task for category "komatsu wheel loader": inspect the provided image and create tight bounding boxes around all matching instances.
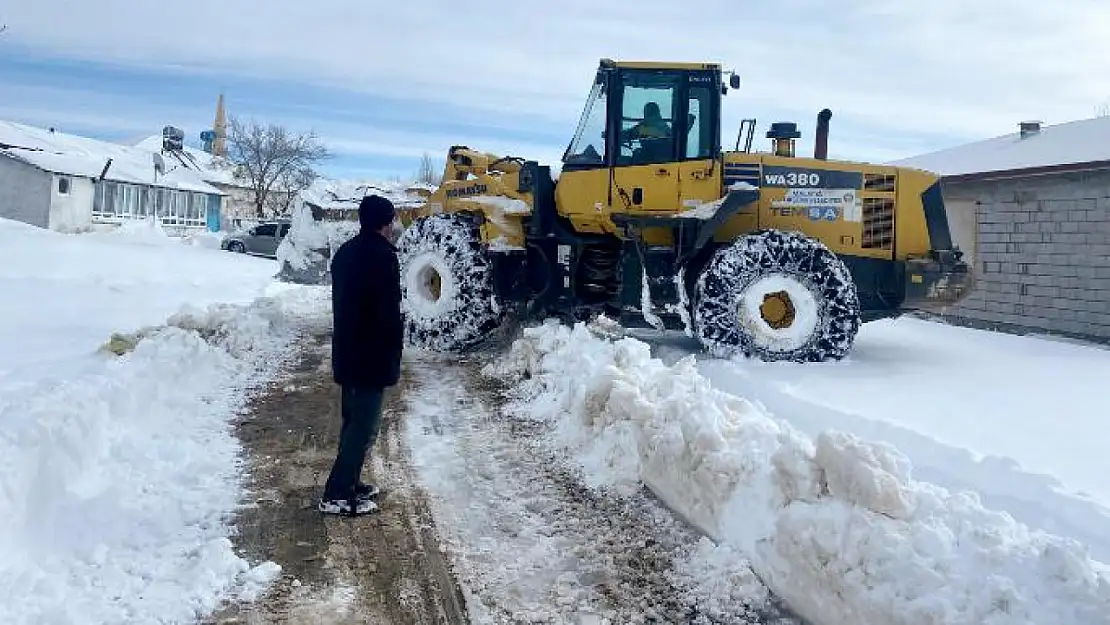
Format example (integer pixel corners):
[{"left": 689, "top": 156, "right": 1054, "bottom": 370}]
[{"left": 395, "top": 59, "right": 972, "bottom": 362}]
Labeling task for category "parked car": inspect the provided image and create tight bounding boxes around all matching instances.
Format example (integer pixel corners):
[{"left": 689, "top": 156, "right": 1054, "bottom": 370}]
[{"left": 221, "top": 220, "right": 291, "bottom": 258}]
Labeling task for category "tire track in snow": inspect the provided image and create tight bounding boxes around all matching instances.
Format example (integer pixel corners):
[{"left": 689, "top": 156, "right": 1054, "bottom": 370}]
[{"left": 404, "top": 350, "right": 800, "bottom": 624}]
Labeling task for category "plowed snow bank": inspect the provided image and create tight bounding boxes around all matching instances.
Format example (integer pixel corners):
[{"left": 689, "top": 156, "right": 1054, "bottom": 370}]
[
  {"left": 484, "top": 319, "right": 1110, "bottom": 625},
  {"left": 0, "top": 287, "right": 327, "bottom": 624}
]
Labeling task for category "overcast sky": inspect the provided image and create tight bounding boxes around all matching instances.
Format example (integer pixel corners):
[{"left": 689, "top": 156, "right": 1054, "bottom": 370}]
[{"left": 2, "top": 0, "right": 1109, "bottom": 181}]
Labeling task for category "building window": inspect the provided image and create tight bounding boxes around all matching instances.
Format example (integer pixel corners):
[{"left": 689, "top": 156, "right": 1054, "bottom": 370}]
[
  {"left": 93, "top": 182, "right": 117, "bottom": 217},
  {"left": 57, "top": 177, "right": 71, "bottom": 195},
  {"left": 91, "top": 181, "right": 208, "bottom": 227}
]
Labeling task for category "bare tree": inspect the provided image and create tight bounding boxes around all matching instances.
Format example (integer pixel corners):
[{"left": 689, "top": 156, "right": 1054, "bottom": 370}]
[
  {"left": 416, "top": 152, "right": 439, "bottom": 185},
  {"left": 227, "top": 116, "right": 330, "bottom": 218}
]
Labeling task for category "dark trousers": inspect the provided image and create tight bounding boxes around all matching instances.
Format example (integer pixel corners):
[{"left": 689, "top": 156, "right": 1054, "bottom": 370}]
[{"left": 322, "top": 385, "right": 385, "bottom": 501}]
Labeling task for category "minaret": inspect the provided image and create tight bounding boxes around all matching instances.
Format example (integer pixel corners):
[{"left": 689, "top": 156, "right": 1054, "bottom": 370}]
[{"left": 213, "top": 94, "right": 228, "bottom": 157}]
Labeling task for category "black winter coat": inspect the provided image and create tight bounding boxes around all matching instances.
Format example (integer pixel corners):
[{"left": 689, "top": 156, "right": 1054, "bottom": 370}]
[{"left": 330, "top": 231, "right": 404, "bottom": 388}]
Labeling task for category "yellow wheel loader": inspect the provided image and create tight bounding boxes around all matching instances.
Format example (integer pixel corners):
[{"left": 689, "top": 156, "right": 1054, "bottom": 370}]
[{"left": 396, "top": 59, "right": 972, "bottom": 362}]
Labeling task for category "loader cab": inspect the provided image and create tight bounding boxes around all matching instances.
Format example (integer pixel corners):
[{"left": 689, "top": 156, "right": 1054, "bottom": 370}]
[{"left": 562, "top": 60, "right": 726, "bottom": 171}]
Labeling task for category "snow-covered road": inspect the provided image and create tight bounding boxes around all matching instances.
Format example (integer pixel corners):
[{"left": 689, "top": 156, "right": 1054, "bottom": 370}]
[{"left": 404, "top": 350, "right": 797, "bottom": 624}]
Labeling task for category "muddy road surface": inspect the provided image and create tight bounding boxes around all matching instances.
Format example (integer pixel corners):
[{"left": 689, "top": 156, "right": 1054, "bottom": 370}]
[
  {"left": 206, "top": 331, "right": 467, "bottom": 625},
  {"left": 206, "top": 330, "right": 801, "bottom": 624}
]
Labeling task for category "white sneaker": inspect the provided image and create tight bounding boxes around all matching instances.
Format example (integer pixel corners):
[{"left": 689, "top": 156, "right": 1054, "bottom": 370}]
[{"left": 318, "top": 496, "right": 378, "bottom": 516}]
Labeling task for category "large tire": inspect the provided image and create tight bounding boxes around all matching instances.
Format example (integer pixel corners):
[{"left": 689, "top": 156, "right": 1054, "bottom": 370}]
[
  {"left": 692, "top": 229, "right": 861, "bottom": 362},
  {"left": 396, "top": 213, "right": 503, "bottom": 352}
]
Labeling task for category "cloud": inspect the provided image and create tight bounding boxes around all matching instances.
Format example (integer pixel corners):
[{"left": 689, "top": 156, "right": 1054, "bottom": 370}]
[
  {"left": 0, "top": 85, "right": 213, "bottom": 138},
  {"left": 3, "top": 0, "right": 1109, "bottom": 178}
]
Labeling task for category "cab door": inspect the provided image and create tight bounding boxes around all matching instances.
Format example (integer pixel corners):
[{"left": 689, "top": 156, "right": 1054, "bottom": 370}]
[
  {"left": 609, "top": 70, "right": 682, "bottom": 219},
  {"left": 559, "top": 77, "right": 617, "bottom": 234},
  {"left": 677, "top": 75, "right": 724, "bottom": 211}
]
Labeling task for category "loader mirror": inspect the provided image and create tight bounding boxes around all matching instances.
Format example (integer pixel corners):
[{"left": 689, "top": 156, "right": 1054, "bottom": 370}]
[{"left": 729, "top": 74, "right": 740, "bottom": 89}]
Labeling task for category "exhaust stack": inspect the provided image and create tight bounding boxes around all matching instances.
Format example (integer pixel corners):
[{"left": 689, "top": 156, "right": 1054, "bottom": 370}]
[{"left": 814, "top": 108, "right": 832, "bottom": 160}]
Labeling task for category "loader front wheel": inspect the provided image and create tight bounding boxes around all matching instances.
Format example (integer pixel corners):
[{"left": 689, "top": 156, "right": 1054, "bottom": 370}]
[
  {"left": 396, "top": 213, "right": 503, "bottom": 352},
  {"left": 692, "top": 229, "right": 860, "bottom": 362}
]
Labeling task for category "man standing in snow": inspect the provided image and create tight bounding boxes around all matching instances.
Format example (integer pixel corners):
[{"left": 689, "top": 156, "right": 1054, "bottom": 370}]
[{"left": 320, "top": 194, "right": 404, "bottom": 516}]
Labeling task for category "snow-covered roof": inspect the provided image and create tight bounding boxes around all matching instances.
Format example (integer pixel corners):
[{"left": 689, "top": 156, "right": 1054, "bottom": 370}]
[
  {"left": 0, "top": 121, "right": 222, "bottom": 194},
  {"left": 893, "top": 116, "right": 1110, "bottom": 178},
  {"left": 133, "top": 135, "right": 242, "bottom": 188}
]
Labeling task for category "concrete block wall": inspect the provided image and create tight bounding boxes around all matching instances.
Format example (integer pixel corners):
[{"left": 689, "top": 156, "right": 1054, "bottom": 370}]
[
  {"left": 937, "top": 169, "right": 1110, "bottom": 342},
  {"left": 0, "top": 155, "right": 52, "bottom": 228}
]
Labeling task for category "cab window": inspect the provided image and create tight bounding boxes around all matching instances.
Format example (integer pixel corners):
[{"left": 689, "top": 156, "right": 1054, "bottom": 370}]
[
  {"left": 563, "top": 80, "right": 608, "bottom": 167},
  {"left": 686, "top": 84, "right": 716, "bottom": 160},
  {"left": 618, "top": 72, "right": 679, "bottom": 166}
]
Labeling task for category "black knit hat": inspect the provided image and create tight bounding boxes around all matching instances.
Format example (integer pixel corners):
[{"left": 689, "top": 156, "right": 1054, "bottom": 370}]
[{"left": 358, "top": 194, "right": 396, "bottom": 230}]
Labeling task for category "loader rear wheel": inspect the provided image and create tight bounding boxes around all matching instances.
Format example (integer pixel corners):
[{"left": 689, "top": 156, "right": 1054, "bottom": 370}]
[
  {"left": 692, "top": 229, "right": 860, "bottom": 362},
  {"left": 396, "top": 213, "right": 503, "bottom": 352}
]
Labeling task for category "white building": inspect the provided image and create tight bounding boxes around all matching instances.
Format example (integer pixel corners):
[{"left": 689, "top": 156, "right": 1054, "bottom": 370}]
[
  {"left": 133, "top": 134, "right": 264, "bottom": 231},
  {"left": 0, "top": 120, "right": 224, "bottom": 234}
]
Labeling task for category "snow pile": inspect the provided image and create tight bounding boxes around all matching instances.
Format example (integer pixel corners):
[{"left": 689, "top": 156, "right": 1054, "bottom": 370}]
[
  {"left": 87, "top": 217, "right": 220, "bottom": 251},
  {"left": 695, "top": 316, "right": 1110, "bottom": 564},
  {"left": 0, "top": 216, "right": 314, "bottom": 623},
  {"left": 460, "top": 194, "right": 530, "bottom": 252},
  {"left": 484, "top": 320, "right": 1110, "bottom": 625},
  {"left": 300, "top": 178, "right": 433, "bottom": 215},
  {"left": 112, "top": 215, "right": 171, "bottom": 240},
  {"left": 462, "top": 194, "right": 530, "bottom": 215},
  {"left": 184, "top": 231, "right": 225, "bottom": 250},
  {"left": 675, "top": 197, "right": 726, "bottom": 220},
  {"left": 275, "top": 203, "right": 360, "bottom": 284},
  {"left": 0, "top": 217, "right": 277, "bottom": 401},
  {"left": 675, "top": 183, "right": 757, "bottom": 219},
  {"left": 0, "top": 286, "right": 328, "bottom": 625}
]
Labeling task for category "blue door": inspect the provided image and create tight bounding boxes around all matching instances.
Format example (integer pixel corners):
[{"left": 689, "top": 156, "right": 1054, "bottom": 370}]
[{"left": 206, "top": 194, "right": 222, "bottom": 232}]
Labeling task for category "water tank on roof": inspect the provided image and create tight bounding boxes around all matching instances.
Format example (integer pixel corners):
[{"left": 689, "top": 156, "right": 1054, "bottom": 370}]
[
  {"left": 200, "top": 129, "right": 217, "bottom": 154},
  {"left": 162, "top": 125, "right": 185, "bottom": 152}
]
